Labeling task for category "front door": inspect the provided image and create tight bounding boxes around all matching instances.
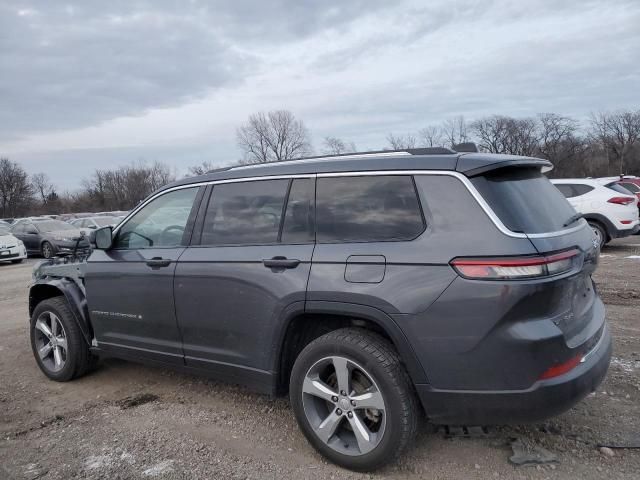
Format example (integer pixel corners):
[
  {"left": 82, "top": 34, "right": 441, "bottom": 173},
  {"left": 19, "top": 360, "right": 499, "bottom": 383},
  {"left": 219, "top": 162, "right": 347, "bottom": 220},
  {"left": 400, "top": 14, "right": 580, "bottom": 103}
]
[
  {"left": 174, "top": 177, "right": 315, "bottom": 382},
  {"left": 85, "top": 186, "right": 203, "bottom": 364}
]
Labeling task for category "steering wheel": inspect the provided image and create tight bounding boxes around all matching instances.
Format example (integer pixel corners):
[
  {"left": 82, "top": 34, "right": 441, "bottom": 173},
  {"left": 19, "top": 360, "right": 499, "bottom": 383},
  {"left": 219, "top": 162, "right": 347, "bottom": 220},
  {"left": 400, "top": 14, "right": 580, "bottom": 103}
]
[{"left": 159, "top": 225, "right": 185, "bottom": 244}]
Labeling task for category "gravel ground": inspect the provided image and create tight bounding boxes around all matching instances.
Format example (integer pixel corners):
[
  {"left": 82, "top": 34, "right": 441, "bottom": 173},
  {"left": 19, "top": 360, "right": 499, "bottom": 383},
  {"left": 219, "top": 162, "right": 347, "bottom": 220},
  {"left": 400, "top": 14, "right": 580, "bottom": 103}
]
[{"left": 1, "top": 239, "right": 639, "bottom": 479}]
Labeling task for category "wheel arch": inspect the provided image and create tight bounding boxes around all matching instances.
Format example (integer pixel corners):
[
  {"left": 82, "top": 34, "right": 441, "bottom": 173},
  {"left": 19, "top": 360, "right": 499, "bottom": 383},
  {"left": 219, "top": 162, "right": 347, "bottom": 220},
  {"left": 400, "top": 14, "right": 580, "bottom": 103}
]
[
  {"left": 29, "top": 279, "right": 93, "bottom": 345},
  {"left": 582, "top": 213, "right": 614, "bottom": 240},
  {"left": 273, "top": 300, "right": 427, "bottom": 395}
]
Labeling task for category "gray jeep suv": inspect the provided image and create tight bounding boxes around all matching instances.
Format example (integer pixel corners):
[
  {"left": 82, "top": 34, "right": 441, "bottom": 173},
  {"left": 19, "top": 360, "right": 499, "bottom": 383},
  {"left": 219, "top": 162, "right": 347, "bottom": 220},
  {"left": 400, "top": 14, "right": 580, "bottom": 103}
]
[{"left": 29, "top": 148, "right": 611, "bottom": 471}]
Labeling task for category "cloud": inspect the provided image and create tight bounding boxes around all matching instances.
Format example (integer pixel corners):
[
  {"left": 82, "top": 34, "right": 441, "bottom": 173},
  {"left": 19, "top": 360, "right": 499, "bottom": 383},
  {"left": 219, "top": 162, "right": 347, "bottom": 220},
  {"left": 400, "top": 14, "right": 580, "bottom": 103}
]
[
  {"left": 0, "top": 0, "right": 388, "bottom": 140},
  {"left": 1, "top": 0, "right": 639, "bottom": 187}
]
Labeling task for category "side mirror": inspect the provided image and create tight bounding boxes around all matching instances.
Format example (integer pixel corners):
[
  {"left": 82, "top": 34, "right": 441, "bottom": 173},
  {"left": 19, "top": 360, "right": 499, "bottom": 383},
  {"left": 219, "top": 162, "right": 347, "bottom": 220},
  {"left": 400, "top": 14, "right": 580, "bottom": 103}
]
[
  {"left": 26, "top": 226, "right": 38, "bottom": 234},
  {"left": 94, "top": 226, "right": 113, "bottom": 250},
  {"left": 89, "top": 225, "right": 97, "bottom": 229}
]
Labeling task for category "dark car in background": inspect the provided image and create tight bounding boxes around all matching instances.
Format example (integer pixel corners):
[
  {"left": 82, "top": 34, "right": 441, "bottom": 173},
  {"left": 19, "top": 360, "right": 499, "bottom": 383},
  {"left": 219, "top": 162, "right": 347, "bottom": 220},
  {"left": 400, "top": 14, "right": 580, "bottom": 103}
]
[{"left": 11, "top": 219, "right": 90, "bottom": 258}]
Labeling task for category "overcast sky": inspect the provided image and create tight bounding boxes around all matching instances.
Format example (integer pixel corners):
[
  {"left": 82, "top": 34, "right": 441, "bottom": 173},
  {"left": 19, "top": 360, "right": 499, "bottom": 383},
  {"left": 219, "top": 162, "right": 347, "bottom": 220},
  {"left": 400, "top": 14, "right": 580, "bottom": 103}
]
[{"left": 1, "top": 0, "right": 639, "bottom": 189}]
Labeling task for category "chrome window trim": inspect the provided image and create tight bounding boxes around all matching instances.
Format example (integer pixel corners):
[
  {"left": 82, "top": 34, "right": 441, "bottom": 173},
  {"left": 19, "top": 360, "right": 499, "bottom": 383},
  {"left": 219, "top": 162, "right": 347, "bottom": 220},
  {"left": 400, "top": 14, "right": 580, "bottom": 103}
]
[{"left": 114, "top": 170, "right": 586, "bottom": 239}]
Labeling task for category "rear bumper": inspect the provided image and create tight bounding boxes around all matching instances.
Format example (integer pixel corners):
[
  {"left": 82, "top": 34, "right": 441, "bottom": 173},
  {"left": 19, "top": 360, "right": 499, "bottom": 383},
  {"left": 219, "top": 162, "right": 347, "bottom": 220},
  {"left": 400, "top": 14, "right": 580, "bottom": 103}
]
[
  {"left": 415, "top": 323, "right": 612, "bottom": 425},
  {"left": 611, "top": 223, "right": 640, "bottom": 238}
]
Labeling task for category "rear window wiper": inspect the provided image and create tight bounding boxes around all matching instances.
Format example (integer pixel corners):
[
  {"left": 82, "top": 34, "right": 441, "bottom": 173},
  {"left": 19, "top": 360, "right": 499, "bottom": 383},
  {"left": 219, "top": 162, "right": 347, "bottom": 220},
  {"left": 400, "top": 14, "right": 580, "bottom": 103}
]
[{"left": 563, "top": 213, "right": 583, "bottom": 227}]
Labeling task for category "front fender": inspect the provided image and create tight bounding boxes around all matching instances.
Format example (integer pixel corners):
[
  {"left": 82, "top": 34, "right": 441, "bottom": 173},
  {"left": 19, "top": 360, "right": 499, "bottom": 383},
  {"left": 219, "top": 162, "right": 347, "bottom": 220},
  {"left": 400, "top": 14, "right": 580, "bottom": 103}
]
[{"left": 29, "top": 278, "right": 93, "bottom": 345}]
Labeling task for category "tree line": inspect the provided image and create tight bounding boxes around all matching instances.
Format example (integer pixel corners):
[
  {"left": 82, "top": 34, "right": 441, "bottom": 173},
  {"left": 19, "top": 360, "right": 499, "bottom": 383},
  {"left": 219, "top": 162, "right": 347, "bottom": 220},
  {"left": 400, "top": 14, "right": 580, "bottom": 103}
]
[{"left": 1, "top": 108, "right": 638, "bottom": 218}]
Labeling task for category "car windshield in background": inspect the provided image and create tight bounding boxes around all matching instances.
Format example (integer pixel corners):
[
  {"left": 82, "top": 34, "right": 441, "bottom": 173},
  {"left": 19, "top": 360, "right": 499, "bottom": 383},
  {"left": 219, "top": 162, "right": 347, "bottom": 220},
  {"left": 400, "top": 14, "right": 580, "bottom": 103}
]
[
  {"left": 0, "top": 226, "right": 11, "bottom": 235},
  {"left": 94, "top": 217, "right": 117, "bottom": 227},
  {"left": 35, "top": 220, "right": 76, "bottom": 232},
  {"left": 471, "top": 167, "right": 577, "bottom": 234}
]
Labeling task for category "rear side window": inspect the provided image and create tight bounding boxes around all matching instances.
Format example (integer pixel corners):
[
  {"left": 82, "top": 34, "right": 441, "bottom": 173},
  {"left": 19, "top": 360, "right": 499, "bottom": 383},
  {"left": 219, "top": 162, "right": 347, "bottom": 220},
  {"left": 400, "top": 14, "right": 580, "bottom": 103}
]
[
  {"left": 281, "top": 178, "right": 315, "bottom": 244},
  {"left": 471, "top": 168, "right": 576, "bottom": 234},
  {"left": 555, "top": 183, "right": 593, "bottom": 198},
  {"left": 316, "top": 176, "right": 424, "bottom": 242},
  {"left": 201, "top": 179, "right": 289, "bottom": 245}
]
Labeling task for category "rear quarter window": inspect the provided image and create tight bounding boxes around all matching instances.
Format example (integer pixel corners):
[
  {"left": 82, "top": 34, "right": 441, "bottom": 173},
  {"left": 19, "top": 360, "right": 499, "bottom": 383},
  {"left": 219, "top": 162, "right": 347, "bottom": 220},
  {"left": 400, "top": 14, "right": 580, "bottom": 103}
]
[
  {"left": 471, "top": 168, "right": 576, "bottom": 234},
  {"left": 316, "top": 175, "right": 425, "bottom": 242}
]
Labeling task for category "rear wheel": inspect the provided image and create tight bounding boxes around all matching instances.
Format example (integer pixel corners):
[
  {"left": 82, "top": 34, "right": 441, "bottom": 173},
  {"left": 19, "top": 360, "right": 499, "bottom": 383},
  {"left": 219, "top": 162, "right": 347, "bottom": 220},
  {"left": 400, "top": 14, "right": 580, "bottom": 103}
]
[
  {"left": 290, "top": 328, "right": 418, "bottom": 471},
  {"left": 41, "top": 241, "right": 54, "bottom": 259},
  {"left": 588, "top": 221, "right": 606, "bottom": 249},
  {"left": 30, "top": 297, "right": 96, "bottom": 381}
]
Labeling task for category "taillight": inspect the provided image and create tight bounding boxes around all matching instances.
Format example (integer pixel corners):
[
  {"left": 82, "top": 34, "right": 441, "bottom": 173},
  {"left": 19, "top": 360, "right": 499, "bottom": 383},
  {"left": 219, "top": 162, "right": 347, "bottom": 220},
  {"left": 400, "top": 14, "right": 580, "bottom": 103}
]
[
  {"left": 451, "top": 249, "right": 581, "bottom": 280},
  {"left": 608, "top": 196, "right": 635, "bottom": 205},
  {"left": 538, "top": 355, "right": 581, "bottom": 380}
]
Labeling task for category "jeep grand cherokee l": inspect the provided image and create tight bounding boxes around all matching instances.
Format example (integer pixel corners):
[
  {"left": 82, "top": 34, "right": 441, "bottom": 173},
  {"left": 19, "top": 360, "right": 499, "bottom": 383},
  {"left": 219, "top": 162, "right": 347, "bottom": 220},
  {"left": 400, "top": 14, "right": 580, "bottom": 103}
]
[{"left": 28, "top": 148, "right": 611, "bottom": 471}]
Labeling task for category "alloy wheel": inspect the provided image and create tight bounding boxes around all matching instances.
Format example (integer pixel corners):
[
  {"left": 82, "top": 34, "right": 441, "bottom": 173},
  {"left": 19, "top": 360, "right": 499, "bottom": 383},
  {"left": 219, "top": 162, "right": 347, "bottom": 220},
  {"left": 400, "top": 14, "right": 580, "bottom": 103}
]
[
  {"left": 42, "top": 242, "right": 53, "bottom": 259},
  {"left": 34, "top": 311, "right": 67, "bottom": 372},
  {"left": 301, "top": 356, "right": 386, "bottom": 456}
]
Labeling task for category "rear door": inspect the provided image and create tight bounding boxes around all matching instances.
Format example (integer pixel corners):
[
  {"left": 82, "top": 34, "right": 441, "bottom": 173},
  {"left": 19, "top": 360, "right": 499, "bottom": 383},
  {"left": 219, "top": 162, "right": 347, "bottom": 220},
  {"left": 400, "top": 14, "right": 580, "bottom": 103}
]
[{"left": 174, "top": 177, "right": 315, "bottom": 381}]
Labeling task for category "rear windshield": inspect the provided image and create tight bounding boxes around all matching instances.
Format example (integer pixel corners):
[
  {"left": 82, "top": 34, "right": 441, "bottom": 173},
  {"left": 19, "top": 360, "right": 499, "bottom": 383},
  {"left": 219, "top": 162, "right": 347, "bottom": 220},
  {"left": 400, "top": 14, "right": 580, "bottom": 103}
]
[
  {"left": 471, "top": 167, "right": 576, "bottom": 234},
  {"left": 606, "top": 183, "right": 635, "bottom": 196}
]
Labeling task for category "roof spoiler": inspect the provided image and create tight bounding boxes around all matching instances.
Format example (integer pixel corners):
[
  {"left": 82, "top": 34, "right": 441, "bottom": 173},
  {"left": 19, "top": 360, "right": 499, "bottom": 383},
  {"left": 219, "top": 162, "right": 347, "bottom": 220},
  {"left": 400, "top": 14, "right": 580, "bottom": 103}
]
[{"left": 458, "top": 156, "right": 554, "bottom": 176}]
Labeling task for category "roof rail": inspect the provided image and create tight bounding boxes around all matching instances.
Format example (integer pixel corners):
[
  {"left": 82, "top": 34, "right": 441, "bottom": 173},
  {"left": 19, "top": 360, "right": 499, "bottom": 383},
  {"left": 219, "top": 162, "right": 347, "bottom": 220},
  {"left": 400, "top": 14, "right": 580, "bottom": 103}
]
[{"left": 223, "top": 147, "right": 458, "bottom": 172}]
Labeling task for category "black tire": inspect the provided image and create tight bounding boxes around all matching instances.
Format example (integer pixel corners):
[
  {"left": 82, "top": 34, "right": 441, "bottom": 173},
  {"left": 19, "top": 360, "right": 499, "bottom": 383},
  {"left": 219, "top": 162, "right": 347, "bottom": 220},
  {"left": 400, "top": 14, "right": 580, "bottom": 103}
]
[
  {"left": 41, "top": 241, "right": 54, "bottom": 259},
  {"left": 30, "top": 296, "right": 96, "bottom": 381},
  {"left": 290, "top": 328, "right": 419, "bottom": 471},
  {"left": 11, "top": 259, "right": 23, "bottom": 264},
  {"left": 588, "top": 221, "right": 607, "bottom": 249}
]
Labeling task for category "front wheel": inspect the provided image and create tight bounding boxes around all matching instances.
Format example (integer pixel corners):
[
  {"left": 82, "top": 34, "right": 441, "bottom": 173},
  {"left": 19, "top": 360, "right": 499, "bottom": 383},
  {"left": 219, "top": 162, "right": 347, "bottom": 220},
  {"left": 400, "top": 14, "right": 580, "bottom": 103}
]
[
  {"left": 41, "top": 241, "right": 54, "bottom": 259},
  {"left": 30, "top": 297, "right": 96, "bottom": 381},
  {"left": 290, "top": 328, "right": 419, "bottom": 471}
]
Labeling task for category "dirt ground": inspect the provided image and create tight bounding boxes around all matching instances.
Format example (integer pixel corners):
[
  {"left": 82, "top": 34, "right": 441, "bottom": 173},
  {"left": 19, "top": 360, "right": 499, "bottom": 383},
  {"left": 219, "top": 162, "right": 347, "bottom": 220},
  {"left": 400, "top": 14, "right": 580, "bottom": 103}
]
[{"left": 1, "top": 239, "right": 639, "bottom": 479}]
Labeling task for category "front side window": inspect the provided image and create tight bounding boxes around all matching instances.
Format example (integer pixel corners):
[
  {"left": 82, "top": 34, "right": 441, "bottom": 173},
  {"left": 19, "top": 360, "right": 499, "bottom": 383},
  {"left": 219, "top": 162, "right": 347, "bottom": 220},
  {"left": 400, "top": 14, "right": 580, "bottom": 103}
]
[
  {"left": 114, "top": 187, "right": 199, "bottom": 249},
  {"left": 316, "top": 175, "right": 425, "bottom": 243},
  {"left": 201, "top": 179, "right": 289, "bottom": 245}
]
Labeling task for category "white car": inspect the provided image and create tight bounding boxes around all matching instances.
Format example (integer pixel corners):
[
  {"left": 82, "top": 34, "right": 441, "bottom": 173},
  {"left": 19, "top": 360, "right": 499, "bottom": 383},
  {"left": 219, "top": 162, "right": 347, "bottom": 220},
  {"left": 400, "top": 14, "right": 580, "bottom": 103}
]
[
  {"left": 551, "top": 178, "right": 640, "bottom": 248},
  {"left": 0, "top": 224, "right": 27, "bottom": 264}
]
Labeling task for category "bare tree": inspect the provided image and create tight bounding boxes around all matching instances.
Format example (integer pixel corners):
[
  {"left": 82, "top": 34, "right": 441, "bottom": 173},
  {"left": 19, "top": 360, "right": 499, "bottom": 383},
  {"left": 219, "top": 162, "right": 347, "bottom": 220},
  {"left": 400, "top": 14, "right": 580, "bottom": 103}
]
[
  {"left": 471, "top": 115, "right": 538, "bottom": 156},
  {"left": 31, "top": 172, "right": 54, "bottom": 203},
  {"left": 187, "top": 161, "right": 216, "bottom": 177},
  {"left": 537, "top": 113, "right": 584, "bottom": 176},
  {"left": 386, "top": 133, "right": 417, "bottom": 150},
  {"left": 0, "top": 158, "right": 33, "bottom": 217},
  {"left": 418, "top": 125, "right": 444, "bottom": 147},
  {"left": 441, "top": 116, "right": 468, "bottom": 148},
  {"left": 590, "top": 110, "right": 640, "bottom": 174},
  {"left": 83, "top": 161, "right": 175, "bottom": 211},
  {"left": 505, "top": 117, "right": 539, "bottom": 156},
  {"left": 322, "top": 136, "right": 357, "bottom": 155},
  {"left": 236, "top": 110, "right": 313, "bottom": 164}
]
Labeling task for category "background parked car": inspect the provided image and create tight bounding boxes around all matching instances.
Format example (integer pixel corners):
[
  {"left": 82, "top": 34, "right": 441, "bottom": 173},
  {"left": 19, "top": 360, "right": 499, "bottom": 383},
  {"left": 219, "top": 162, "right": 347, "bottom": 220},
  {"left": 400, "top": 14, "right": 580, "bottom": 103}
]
[
  {"left": 10, "top": 219, "right": 90, "bottom": 258},
  {"left": 69, "top": 216, "right": 120, "bottom": 234},
  {"left": 552, "top": 178, "right": 639, "bottom": 248},
  {"left": 0, "top": 224, "right": 27, "bottom": 264}
]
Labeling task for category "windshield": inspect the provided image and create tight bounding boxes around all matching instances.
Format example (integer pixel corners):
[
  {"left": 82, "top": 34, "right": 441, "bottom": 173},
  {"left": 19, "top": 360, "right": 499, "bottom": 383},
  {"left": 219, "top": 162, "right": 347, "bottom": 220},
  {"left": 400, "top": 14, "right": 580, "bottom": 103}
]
[
  {"left": 94, "top": 217, "right": 117, "bottom": 227},
  {"left": 471, "top": 167, "right": 577, "bottom": 234},
  {"left": 0, "top": 225, "right": 11, "bottom": 235},
  {"left": 35, "top": 220, "right": 76, "bottom": 232}
]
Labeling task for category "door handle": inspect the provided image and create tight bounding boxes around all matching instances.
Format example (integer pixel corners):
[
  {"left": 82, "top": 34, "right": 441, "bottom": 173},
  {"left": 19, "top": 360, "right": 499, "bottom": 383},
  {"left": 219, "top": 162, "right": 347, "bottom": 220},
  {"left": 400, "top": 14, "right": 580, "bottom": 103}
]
[
  {"left": 146, "top": 257, "right": 172, "bottom": 268},
  {"left": 263, "top": 256, "right": 301, "bottom": 269}
]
